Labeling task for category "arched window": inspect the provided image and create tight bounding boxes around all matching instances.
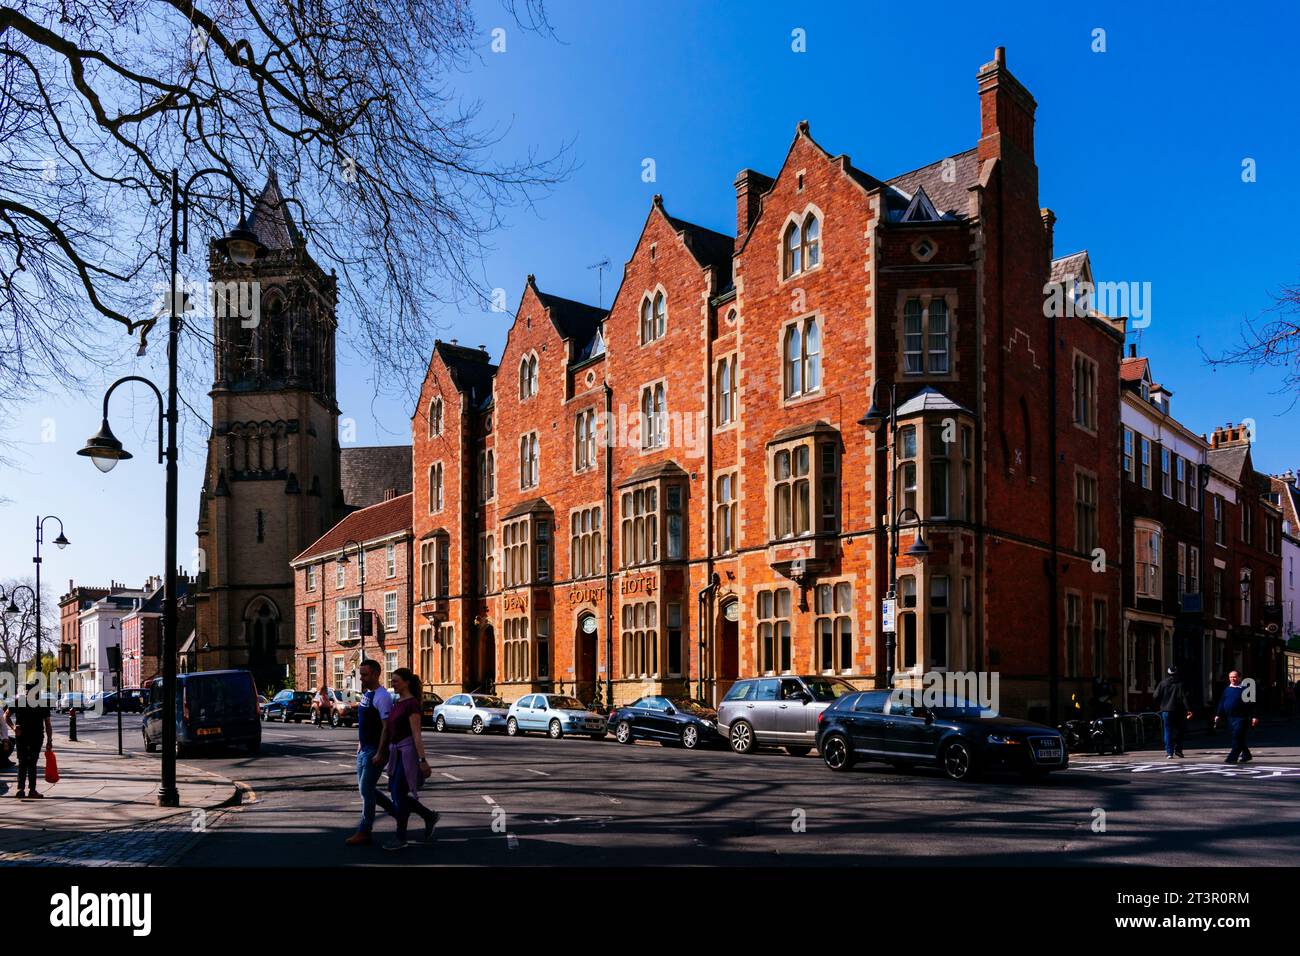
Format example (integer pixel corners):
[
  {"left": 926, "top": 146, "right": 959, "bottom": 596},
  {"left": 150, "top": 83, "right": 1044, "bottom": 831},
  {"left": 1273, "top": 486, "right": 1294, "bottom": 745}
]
[
  {"left": 653, "top": 292, "right": 666, "bottom": 339},
  {"left": 783, "top": 221, "right": 802, "bottom": 278},
  {"left": 641, "top": 293, "right": 667, "bottom": 344},
  {"left": 429, "top": 397, "right": 443, "bottom": 438},
  {"left": 265, "top": 301, "right": 288, "bottom": 380},
  {"left": 716, "top": 355, "right": 736, "bottom": 425},
  {"left": 519, "top": 354, "right": 538, "bottom": 399},
  {"left": 428, "top": 462, "right": 443, "bottom": 513},
  {"left": 520, "top": 433, "right": 538, "bottom": 489},
  {"left": 783, "top": 212, "right": 822, "bottom": 278},
  {"left": 640, "top": 298, "right": 653, "bottom": 344},
  {"left": 783, "top": 317, "right": 821, "bottom": 399}
]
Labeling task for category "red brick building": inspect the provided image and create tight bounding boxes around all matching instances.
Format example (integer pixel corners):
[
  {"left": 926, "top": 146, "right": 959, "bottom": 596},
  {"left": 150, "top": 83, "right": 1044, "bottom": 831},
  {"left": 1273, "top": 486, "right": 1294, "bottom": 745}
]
[
  {"left": 290, "top": 493, "right": 414, "bottom": 694},
  {"left": 409, "top": 48, "right": 1125, "bottom": 721}
]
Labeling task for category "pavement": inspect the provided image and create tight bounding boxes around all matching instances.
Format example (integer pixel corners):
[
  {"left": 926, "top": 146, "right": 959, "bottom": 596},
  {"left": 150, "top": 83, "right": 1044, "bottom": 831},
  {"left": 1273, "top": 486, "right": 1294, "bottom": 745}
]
[
  {"left": 8, "top": 713, "right": 1300, "bottom": 866},
  {"left": 0, "top": 722, "right": 241, "bottom": 865}
]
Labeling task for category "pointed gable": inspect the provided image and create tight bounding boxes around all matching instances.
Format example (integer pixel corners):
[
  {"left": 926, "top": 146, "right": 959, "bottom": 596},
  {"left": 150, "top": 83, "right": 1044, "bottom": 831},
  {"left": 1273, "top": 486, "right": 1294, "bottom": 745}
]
[{"left": 245, "top": 170, "right": 302, "bottom": 251}]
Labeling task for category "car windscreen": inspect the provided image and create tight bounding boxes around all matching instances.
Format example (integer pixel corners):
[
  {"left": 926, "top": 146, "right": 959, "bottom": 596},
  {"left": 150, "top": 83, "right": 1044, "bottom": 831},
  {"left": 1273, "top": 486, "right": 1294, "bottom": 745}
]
[
  {"left": 474, "top": 696, "right": 507, "bottom": 708},
  {"left": 186, "top": 674, "right": 257, "bottom": 716},
  {"left": 547, "top": 696, "right": 584, "bottom": 710},
  {"left": 803, "top": 677, "right": 856, "bottom": 702}
]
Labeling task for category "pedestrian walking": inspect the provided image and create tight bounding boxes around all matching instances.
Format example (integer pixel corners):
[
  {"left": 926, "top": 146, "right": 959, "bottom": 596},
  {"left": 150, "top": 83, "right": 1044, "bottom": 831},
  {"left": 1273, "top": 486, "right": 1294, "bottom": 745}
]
[
  {"left": 1214, "top": 670, "right": 1258, "bottom": 764},
  {"left": 345, "top": 658, "right": 396, "bottom": 846},
  {"left": 0, "top": 703, "right": 14, "bottom": 768},
  {"left": 372, "top": 667, "right": 438, "bottom": 851},
  {"left": 1152, "top": 665, "right": 1194, "bottom": 758},
  {"left": 314, "top": 684, "right": 332, "bottom": 729},
  {"left": 13, "top": 683, "right": 53, "bottom": 798}
]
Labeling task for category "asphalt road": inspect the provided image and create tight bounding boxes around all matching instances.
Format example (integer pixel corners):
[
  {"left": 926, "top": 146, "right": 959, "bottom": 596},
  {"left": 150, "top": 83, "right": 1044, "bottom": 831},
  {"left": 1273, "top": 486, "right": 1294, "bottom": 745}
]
[{"left": 65, "top": 714, "right": 1300, "bottom": 866}]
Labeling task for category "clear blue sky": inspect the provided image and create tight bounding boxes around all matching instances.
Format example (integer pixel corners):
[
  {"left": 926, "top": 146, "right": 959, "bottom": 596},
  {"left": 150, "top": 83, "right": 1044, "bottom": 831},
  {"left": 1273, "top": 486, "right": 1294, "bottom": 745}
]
[{"left": 2, "top": 0, "right": 1297, "bottom": 591}]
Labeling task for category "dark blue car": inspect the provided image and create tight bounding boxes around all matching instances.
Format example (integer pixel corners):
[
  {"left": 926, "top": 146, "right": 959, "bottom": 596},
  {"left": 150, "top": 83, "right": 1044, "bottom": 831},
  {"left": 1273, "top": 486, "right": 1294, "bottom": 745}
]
[
  {"left": 607, "top": 695, "right": 722, "bottom": 749},
  {"left": 143, "top": 669, "right": 261, "bottom": 756},
  {"left": 815, "top": 690, "right": 1067, "bottom": 781}
]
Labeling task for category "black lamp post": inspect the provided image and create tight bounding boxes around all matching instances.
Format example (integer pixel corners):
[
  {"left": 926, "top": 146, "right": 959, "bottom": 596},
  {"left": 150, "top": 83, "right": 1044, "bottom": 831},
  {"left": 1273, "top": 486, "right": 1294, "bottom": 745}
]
[
  {"left": 337, "top": 539, "right": 366, "bottom": 668},
  {"left": 32, "top": 517, "right": 69, "bottom": 674},
  {"left": 859, "top": 382, "right": 931, "bottom": 688},
  {"left": 78, "top": 167, "right": 264, "bottom": 807}
]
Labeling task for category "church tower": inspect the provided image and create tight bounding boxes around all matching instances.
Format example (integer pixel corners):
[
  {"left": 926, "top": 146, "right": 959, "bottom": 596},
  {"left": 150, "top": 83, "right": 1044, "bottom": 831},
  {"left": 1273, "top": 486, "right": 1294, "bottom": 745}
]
[{"left": 192, "top": 172, "right": 343, "bottom": 688}]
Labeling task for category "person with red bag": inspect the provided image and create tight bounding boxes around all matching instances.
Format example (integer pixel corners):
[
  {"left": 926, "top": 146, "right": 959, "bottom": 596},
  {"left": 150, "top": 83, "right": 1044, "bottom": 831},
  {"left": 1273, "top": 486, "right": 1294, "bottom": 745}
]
[{"left": 14, "top": 681, "right": 53, "bottom": 799}]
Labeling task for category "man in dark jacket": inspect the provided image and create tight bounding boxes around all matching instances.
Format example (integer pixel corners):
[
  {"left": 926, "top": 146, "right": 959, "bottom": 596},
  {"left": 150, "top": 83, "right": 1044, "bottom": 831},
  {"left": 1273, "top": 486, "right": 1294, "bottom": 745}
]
[
  {"left": 1152, "top": 665, "right": 1194, "bottom": 758},
  {"left": 1215, "top": 670, "right": 1258, "bottom": 764}
]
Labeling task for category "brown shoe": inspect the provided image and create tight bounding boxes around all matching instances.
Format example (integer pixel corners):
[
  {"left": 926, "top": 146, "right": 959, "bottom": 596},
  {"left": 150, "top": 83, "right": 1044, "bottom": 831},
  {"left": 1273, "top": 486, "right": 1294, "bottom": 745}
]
[{"left": 344, "top": 831, "right": 372, "bottom": 846}]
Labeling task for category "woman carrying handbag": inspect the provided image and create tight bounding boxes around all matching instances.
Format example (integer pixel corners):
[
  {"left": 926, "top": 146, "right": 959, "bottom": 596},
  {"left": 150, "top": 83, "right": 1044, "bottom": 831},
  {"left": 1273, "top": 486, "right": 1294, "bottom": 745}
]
[{"left": 372, "top": 668, "right": 438, "bottom": 850}]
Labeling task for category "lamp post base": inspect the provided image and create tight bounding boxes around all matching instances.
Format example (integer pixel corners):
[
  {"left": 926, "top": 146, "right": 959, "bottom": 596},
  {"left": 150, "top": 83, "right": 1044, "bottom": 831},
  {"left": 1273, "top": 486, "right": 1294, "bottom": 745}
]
[{"left": 157, "top": 787, "right": 181, "bottom": 808}]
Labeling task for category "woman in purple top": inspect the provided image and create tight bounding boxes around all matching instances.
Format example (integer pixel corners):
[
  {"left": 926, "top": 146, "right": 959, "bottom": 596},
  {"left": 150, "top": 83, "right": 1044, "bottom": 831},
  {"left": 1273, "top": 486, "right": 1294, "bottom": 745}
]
[{"left": 373, "top": 668, "right": 438, "bottom": 850}]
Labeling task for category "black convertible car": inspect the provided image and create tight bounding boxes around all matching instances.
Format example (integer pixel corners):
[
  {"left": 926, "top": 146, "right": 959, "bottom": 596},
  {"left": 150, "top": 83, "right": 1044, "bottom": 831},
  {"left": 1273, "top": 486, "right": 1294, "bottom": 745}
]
[
  {"left": 607, "top": 695, "right": 723, "bottom": 749},
  {"left": 815, "top": 690, "right": 1067, "bottom": 781}
]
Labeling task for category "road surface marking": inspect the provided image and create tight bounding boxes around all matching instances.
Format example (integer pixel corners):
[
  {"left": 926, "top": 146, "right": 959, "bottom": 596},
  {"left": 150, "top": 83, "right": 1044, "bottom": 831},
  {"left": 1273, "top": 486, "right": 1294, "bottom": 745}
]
[
  {"left": 482, "top": 795, "right": 498, "bottom": 806},
  {"left": 442, "top": 772, "right": 463, "bottom": 782},
  {"left": 429, "top": 751, "right": 478, "bottom": 761},
  {"left": 525, "top": 768, "right": 549, "bottom": 777}
]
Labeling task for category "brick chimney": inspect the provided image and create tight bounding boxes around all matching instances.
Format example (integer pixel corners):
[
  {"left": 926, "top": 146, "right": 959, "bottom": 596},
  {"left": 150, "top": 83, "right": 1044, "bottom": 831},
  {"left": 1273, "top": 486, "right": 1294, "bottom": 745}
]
[
  {"left": 1210, "top": 422, "right": 1251, "bottom": 448},
  {"left": 734, "top": 168, "right": 774, "bottom": 238},
  {"left": 977, "top": 46, "right": 1037, "bottom": 163}
]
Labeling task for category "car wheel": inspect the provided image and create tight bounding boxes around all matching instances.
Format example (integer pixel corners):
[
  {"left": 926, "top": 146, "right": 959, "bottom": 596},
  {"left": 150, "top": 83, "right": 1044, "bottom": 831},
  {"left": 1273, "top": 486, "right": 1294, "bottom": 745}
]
[
  {"left": 281, "top": 711, "right": 290, "bottom": 723},
  {"left": 785, "top": 746, "right": 811, "bottom": 758},
  {"left": 548, "top": 719, "right": 563, "bottom": 740},
  {"left": 471, "top": 716, "right": 485, "bottom": 735},
  {"left": 821, "top": 734, "right": 854, "bottom": 771},
  {"left": 506, "top": 717, "right": 520, "bottom": 737},
  {"left": 435, "top": 715, "right": 447, "bottom": 733},
  {"left": 330, "top": 712, "right": 341, "bottom": 728},
  {"left": 942, "top": 741, "right": 978, "bottom": 782},
  {"left": 615, "top": 720, "right": 633, "bottom": 744},
  {"left": 681, "top": 725, "right": 700, "bottom": 749},
  {"left": 729, "top": 720, "right": 755, "bottom": 754}
]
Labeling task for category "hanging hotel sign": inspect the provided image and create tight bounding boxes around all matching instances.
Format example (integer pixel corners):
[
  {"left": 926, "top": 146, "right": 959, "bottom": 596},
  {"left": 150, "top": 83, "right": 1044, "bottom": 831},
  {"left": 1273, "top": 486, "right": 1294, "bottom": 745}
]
[
  {"left": 723, "top": 601, "right": 740, "bottom": 622},
  {"left": 581, "top": 616, "right": 598, "bottom": 635}
]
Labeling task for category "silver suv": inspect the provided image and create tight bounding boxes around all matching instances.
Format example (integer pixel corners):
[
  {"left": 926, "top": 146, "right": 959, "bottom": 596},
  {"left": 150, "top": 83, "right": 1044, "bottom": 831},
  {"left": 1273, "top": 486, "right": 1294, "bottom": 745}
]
[{"left": 718, "top": 675, "right": 858, "bottom": 756}]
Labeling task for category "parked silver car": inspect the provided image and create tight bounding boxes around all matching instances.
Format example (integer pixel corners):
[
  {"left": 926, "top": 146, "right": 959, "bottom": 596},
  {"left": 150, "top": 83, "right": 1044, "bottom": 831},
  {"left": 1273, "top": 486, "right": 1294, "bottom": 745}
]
[
  {"left": 717, "top": 675, "right": 857, "bottom": 755},
  {"left": 433, "top": 693, "right": 510, "bottom": 734},
  {"left": 506, "top": 694, "right": 608, "bottom": 740}
]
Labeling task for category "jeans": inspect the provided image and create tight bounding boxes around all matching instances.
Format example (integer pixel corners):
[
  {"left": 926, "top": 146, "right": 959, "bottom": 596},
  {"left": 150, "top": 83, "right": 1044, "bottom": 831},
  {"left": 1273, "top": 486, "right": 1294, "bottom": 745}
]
[
  {"left": 16, "top": 736, "right": 42, "bottom": 792},
  {"left": 1159, "top": 711, "right": 1186, "bottom": 755},
  {"left": 356, "top": 747, "right": 394, "bottom": 833},
  {"left": 1226, "top": 717, "right": 1253, "bottom": 762}
]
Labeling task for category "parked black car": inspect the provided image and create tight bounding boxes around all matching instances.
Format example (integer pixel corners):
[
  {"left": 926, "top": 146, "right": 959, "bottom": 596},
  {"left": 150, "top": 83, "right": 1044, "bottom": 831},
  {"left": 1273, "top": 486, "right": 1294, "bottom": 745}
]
[
  {"left": 264, "top": 689, "right": 314, "bottom": 723},
  {"left": 607, "top": 696, "right": 722, "bottom": 749},
  {"left": 420, "top": 692, "right": 445, "bottom": 727},
  {"left": 143, "top": 669, "right": 261, "bottom": 756},
  {"left": 815, "top": 690, "right": 1068, "bottom": 781}
]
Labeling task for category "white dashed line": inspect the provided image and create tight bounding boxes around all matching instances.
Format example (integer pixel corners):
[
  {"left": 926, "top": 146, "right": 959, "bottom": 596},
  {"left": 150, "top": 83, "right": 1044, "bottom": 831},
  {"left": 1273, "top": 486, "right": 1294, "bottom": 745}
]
[
  {"left": 430, "top": 752, "right": 478, "bottom": 761},
  {"left": 442, "top": 772, "right": 463, "bottom": 782},
  {"left": 525, "top": 768, "right": 549, "bottom": 777},
  {"left": 481, "top": 795, "right": 498, "bottom": 806}
]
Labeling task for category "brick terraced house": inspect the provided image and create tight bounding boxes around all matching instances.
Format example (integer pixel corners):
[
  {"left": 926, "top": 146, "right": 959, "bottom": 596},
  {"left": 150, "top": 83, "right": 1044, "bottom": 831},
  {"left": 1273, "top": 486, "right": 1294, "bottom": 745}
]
[
  {"left": 409, "top": 48, "right": 1127, "bottom": 720},
  {"left": 290, "top": 493, "right": 415, "bottom": 694}
]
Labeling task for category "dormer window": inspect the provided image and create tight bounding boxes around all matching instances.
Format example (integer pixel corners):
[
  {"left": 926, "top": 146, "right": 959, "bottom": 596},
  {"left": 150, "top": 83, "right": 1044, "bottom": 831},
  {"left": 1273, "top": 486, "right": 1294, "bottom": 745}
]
[
  {"left": 640, "top": 292, "right": 666, "bottom": 344},
  {"left": 782, "top": 212, "right": 821, "bottom": 278}
]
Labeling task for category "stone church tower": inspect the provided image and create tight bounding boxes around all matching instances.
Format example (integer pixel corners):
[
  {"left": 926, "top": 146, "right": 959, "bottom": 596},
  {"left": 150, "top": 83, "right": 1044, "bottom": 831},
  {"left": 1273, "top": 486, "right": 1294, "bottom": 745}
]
[{"left": 192, "top": 172, "right": 343, "bottom": 689}]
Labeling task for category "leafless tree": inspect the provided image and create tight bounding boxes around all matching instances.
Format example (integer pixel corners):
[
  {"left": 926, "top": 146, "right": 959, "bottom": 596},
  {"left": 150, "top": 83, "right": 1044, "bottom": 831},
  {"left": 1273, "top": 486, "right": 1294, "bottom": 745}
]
[
  {"left": 0, "top": 576, "right": 52, "bottom": 670},
  {"left": 1207, "top": 284, "right": 1300, "bottom": 400},
  {"left": 0, "top": 0, "right": 569, "bottom": 416}
]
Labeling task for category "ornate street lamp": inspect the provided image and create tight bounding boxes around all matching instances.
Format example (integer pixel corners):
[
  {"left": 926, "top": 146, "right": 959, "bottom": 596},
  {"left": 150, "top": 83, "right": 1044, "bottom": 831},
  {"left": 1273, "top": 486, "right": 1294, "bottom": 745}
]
[{"left": 78, "top": 166, "right": 265, "bottom": 807}]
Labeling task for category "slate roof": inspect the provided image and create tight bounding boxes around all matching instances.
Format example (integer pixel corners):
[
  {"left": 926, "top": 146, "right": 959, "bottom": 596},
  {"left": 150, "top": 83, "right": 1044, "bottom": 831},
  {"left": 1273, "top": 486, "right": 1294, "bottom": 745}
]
[
  {"left": 1050, "top": 250, "right": 1091, "bottom": 285},
  {"left": 245, "top": 170, "right": 303, "bottom": 251},
  {"left": 340, "top": 445, "right": 413, "bottom": 511},
  {"left": 884, "top": 148, "right": 980, "bottom": 221},
  {"left": 619, "top": 461, "right": 689, "bottom": 488},
  {"left": 665, "top": 213, "right": 735, "bottom": 287},
  {"left": 293, "top": 493, "right": 413, "bottom": 563},
  {"left": 1207, "top": 444, "right": 1251, "bottom": 484},
  {"left": 536, "top": 289, "right": 607, "bottom": 345},
  {"left": 505, "top": 497, "right": 554, "bottom": 518},
  {"left": 434, "top": 340, "right": 496, "bottom": 409},
  {"left": 895, "top": 387, "right": 973, "bottom": 418}
]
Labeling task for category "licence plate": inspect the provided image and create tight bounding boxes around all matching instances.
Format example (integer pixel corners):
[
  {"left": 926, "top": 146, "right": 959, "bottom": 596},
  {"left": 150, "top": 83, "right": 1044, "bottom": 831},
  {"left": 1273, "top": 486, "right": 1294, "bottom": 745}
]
[
  {"left": 197, "top": 727, "right": 221, "bottom": 737},
  {"left": 1037, "top": 747, "right": 1061, "bottom": 759}
]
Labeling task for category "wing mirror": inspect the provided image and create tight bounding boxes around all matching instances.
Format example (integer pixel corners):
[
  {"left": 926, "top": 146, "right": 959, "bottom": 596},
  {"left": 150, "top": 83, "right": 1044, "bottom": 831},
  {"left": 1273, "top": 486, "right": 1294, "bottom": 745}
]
[
  {"left": 920, "top": 707, "right": 935, "bottom": 724},
  {"left": 664, "top": 706, "right": 676, "bottom": 716}
]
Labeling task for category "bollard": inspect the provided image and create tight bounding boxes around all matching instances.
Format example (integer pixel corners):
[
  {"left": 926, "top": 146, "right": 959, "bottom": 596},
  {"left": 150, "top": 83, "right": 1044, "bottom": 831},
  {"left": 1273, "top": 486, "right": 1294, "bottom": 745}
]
[{"left": 68, "top": 706, "right": 77, "bottom": 742}]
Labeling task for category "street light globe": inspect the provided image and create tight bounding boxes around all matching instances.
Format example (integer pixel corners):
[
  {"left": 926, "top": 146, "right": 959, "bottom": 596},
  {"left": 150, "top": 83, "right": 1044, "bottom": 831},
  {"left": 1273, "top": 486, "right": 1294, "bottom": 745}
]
[
  {"left": 54, "top": 533, "right": 70, "bottom": 549},
  {"left": 77, "top": 419, "right": 132, "bottom": 473}
]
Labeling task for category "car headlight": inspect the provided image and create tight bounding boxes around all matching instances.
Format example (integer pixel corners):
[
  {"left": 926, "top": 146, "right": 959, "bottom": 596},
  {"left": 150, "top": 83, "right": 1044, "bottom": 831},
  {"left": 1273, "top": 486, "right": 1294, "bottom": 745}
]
[
  {"left": 987, "top": 735, "right": 1023, "bottom": 745},
  {"left": 702, "top": 719, "right": 716, "bottom": 729}
]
